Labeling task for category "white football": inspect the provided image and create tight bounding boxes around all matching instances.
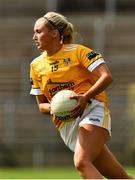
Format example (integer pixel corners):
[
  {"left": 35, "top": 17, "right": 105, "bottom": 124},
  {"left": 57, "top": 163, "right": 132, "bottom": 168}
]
[{"left": 51, "top": 90, "right": 77, "bottom": 121}]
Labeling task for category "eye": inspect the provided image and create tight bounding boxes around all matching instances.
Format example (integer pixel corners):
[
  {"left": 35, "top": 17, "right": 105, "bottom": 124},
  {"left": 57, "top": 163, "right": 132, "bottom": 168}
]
[
  {"left": 36, "top": 30, "right": 40, "bottom": 33},
  {"left": 35, "top": 29, "right": 41, "bottom": 34}
]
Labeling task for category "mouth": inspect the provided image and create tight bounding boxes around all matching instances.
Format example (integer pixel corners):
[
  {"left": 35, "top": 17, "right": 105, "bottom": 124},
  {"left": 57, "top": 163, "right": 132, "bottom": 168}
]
[
  {"left": 35, "top": 41, "right": 40, "bottom": 47},
  {"left": 35, "top": 41, "right": 43, "bottom": 50}
]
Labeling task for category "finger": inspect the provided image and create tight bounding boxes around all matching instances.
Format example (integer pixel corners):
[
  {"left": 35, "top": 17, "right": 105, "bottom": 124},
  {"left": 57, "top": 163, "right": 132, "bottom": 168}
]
[
  {"left": 70, "top": 95, "right": 78, "bottom": 100},
  {"left": 71, "top": 106, "right": 83, "bottom": 118},
  {"left": 79, "top": 111, "right": 84, "bottom": 118},
  {"left": 70, "top": 109, "right": 79, "bottom": 118}
]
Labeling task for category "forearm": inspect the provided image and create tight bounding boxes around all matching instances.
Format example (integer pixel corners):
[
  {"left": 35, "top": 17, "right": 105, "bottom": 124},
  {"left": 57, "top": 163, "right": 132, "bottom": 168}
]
[
  {"left": 35, "top": 95, "right": 51, "bottom": 114},
  {"left": 85, "top": 74, "right": 113, "bottom": 101},
  {"left": 38, "top": 103, "right": 51, "bottom": 114}
]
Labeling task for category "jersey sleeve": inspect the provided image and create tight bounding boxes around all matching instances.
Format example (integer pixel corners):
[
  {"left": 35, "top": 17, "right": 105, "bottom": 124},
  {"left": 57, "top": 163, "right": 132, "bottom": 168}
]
[
  {"left": 77, "top": 45, "right": 105, "bottom": 72},
  {"left": 30, "top": 63, "right": 43, "bottom": 95}
]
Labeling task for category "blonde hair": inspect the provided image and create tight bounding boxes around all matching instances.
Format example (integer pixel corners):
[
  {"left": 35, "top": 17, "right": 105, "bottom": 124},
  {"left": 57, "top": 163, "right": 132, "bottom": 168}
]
[{"left": 44, "top": 12, "right": 74, "bottom": 44}]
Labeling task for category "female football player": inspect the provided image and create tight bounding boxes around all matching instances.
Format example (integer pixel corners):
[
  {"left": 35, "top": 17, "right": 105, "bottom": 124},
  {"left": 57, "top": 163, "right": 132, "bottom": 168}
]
[{"left": 30, "top": 12, "right": 133, "bottom": 179}]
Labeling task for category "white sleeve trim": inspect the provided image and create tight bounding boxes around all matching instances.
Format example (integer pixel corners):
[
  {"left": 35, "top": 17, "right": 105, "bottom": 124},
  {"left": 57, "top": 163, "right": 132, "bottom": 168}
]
[
  {"left": 88, "top": 58, "right": 105, "bottom": 72},
  {"left": 30, "top": 88, "right": 43, "bottom": 95}
]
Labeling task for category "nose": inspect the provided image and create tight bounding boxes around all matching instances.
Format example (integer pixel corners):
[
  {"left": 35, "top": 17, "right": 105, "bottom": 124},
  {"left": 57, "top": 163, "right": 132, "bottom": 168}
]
[{"left": 33, "top": 33, "right": 37, "bottom": 41}]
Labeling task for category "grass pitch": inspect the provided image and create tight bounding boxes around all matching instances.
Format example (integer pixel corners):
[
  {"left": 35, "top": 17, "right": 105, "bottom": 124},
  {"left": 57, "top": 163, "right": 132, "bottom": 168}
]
[
  {"left": 0, "top": 167, "right": 80, "bottom": 179},
  {"left": 0, "top": 166, "right": 134, "bottom": 179}
]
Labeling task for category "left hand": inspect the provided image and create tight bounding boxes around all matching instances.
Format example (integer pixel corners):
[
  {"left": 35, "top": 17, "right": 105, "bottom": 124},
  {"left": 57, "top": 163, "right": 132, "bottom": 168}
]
[{"left": 70, "top": 94, "right": 89, "bottom": 118}]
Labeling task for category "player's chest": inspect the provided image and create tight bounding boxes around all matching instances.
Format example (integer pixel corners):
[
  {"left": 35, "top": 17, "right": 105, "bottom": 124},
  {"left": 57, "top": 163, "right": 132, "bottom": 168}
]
[{"left": 41, "top": 57, "right": 78, "bottom": 76}]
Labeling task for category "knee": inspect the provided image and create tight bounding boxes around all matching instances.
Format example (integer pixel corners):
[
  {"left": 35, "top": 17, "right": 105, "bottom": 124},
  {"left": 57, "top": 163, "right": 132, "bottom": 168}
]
[{"left": 74, "top": 155, "right": 89, "bottom": 172}]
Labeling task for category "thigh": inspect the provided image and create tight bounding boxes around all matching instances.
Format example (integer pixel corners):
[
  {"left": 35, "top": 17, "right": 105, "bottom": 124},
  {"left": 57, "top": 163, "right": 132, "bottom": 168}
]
[
  {"left": 74, "top": 124, "right": 109, "bottom": 162},
  {"left": 93, "top": 145, "right": 130, "bottom": 179}
]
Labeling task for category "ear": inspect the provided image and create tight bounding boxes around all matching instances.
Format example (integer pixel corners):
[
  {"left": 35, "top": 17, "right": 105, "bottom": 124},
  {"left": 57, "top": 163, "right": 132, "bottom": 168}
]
[{"left": 51, "top": 29, "right": 59, "bottom": 39}]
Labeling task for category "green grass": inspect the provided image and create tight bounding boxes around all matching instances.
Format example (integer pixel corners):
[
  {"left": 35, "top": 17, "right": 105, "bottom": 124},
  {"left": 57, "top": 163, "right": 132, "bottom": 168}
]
[
  {"left": 0, "top": 166, "right": 134, "bottom": 179},
  {"left": 125, "top": 166, "right": 135, "bottom": 177},
  {"left": 0, "top": 167, "right": 80, "bottom": 179}
]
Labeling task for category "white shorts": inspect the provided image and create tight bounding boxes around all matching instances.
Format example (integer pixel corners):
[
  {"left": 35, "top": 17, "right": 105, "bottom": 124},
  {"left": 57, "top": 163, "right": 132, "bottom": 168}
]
[{"left": 59, "top": 99, "right": 111, "bottom": 152}]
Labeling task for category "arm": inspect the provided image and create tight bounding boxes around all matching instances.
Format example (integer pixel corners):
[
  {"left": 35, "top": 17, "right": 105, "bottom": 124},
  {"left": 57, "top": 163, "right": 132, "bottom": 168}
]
[
  {"left": 84, "top": 63, "right": 113, "bottom": 101},
  {"left": 71, "top": 63, "right": 113, "bottom": 118},
  {"left": 36, "top": 95, "right": 51, "bottom": 114}
]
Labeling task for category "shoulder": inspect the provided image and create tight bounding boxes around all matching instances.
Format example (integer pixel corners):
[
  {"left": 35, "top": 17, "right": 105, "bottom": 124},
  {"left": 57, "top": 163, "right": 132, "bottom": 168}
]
[
  {"left": 30, "top": 52, "right": 47, "bottom": 75},
  {"left": 63, "top": 44, "right": 78, "bottom": 51},
  {"left": 30, "top": 52, "right": 46, "bottom": 68},
  {"left": 63, "top": 44, "right": 92, "bottom": 54},
  {"left": 77, "top": 44, "right": 92, "bottom": 52}
]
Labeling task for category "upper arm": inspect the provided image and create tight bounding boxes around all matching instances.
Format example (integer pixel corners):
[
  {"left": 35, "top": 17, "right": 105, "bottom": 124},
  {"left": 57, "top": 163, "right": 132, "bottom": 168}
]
[
  {"left": 92, "top": 63, "right": 113, "bottom": 83},
  {"left": 30, "top": 63, "right": 43, "bottom": 95},
  {"left": 78, "top": 45, "right": 103, "bottom": 70},
  {"left": 77, "top": 45, "right": 113, "bottom": 82}
]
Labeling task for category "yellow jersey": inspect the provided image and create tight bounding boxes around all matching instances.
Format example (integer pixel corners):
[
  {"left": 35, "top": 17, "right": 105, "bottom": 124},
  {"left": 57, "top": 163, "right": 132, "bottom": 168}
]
[{"left": 30, "top": 44, "right": 108, "bottom": 129}]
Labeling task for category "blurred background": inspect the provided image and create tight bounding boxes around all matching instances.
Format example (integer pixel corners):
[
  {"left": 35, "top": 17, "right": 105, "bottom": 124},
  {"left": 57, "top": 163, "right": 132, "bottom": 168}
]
[{"left": 0, "top": 0, "right": 135, "bottom": 169}]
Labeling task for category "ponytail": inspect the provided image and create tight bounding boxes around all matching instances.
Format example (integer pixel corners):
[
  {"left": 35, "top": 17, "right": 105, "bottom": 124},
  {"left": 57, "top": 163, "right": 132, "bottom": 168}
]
[{"left": 62, "top": 22, "right": 74, "bottom": 44}]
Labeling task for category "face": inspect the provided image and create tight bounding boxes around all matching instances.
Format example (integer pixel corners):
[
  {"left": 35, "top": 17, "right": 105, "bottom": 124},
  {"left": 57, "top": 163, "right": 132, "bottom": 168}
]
[{"left": 33, "top": 18, "right": 54, "bottom": 51}]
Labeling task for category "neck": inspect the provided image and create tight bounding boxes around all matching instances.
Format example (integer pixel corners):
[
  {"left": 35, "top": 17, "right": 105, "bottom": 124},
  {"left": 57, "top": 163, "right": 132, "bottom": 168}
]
[{"left": 46, "top": 43, "right": 63, "bottom": 56}]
